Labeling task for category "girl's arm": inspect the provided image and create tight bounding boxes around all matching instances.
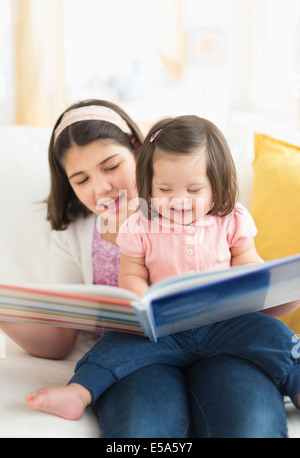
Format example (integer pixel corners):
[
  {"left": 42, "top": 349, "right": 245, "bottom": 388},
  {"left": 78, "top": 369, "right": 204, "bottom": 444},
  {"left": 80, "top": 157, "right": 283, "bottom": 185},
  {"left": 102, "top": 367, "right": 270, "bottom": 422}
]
[
  {"left": 260, "top": 300, "right": 300, "bottom": 317},
  {"left": 119, "top": 254, "right": 149, "bottom": 297},
  {"left": 0, "top": 323, "right": 79, "bottom": 359},
  {"left": 231, "top": 240, "right": 300, "bottom": 317},
  {"left": 0, "top": 222, "right": 91, "bottom": 359}
]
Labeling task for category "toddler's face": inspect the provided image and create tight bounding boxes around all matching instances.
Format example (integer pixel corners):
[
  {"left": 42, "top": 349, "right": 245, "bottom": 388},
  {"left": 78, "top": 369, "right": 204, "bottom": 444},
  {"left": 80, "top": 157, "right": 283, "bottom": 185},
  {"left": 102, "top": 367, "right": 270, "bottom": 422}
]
[{"left": 151, "top": 151, "right": 214, "bottom": 225}]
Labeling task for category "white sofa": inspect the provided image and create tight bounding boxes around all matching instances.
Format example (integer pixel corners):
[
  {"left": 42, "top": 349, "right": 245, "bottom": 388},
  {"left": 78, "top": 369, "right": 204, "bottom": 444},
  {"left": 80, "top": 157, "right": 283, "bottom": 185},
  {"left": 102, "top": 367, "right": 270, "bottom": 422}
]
[{"left": 0, "top": 123, "right": 299, "bottom": 438}]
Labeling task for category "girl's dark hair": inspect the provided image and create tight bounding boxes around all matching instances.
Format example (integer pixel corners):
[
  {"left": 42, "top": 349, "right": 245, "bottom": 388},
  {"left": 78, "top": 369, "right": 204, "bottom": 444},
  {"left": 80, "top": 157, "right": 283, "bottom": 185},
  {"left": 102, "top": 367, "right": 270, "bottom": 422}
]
[
  {"left": 136, "top": 115, "right": 238, "bottom": 218},
  {"left": 47, "top": 99, "right": 144, "bottom": 230}
]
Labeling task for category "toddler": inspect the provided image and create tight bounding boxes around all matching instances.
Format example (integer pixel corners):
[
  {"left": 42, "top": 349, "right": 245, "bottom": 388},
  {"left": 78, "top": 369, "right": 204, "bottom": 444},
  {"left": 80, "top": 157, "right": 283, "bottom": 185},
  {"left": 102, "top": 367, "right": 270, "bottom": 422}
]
[{"left": 27, "top": 115, "right": 300, "bottom": 420}]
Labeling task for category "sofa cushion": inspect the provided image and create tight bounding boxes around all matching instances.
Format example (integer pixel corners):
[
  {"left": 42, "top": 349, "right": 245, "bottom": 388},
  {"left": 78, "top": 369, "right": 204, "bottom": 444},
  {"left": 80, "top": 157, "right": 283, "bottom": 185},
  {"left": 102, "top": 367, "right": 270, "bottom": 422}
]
[
  {"left": 0, "top": 126, "right": 52, "bottom": 283},
  {"left": 250, "top": 133, "right": 300, "bottom": 333},
  {"left": 0, "top": 330, "right": 100, "bottom": 437},
  {"left": 250, "top": 133, "right": 300, "bottom": 260}
]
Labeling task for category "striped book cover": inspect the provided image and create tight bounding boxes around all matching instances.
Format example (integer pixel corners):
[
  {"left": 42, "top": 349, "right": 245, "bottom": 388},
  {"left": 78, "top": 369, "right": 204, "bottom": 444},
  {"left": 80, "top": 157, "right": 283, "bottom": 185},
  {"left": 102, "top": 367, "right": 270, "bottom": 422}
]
[
  {"left": 1, "top": 254, "right": 300, "bottom": 342},
  {"left": 0, "top": 283, "right": 144, "bottom": 336}
]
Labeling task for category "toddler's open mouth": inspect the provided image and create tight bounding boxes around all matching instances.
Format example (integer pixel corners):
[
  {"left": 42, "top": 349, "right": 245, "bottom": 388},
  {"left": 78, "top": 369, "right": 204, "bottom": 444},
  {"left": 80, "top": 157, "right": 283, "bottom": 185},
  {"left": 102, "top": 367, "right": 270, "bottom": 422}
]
[{"left": 170, "top": 207, "right": 194, "bottom": 225}]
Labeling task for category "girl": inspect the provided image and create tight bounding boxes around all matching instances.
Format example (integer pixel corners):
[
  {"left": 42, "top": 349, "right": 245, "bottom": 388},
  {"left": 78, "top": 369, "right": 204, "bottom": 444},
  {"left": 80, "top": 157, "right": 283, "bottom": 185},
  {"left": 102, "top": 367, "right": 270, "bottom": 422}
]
[
  {"left": 4, "top": 99, "right": 191, "bottom": 436},
  {"left": 23, "top": 106, "right": 296, "bottom": 437}
]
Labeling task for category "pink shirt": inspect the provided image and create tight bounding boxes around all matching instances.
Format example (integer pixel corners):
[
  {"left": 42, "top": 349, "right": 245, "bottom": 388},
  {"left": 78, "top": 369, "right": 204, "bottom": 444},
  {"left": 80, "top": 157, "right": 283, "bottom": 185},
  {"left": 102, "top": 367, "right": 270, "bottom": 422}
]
[{"left": 116, "top": 203, "right": 257, "bottom": 285}]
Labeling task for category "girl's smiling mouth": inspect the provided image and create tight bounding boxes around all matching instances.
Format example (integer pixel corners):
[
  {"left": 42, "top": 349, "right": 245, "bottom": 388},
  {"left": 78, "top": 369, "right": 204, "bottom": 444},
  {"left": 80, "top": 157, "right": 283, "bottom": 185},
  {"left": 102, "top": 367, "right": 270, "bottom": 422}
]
[{"left": 96, "top": 192, "right": 125, "bottom": 213}]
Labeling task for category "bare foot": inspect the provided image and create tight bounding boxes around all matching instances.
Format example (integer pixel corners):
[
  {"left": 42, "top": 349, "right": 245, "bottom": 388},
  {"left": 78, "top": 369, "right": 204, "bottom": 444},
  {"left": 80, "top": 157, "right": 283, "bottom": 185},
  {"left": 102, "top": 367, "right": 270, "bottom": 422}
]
[{"left": 25, "top": 383, "right": 92, "bottom": 420}]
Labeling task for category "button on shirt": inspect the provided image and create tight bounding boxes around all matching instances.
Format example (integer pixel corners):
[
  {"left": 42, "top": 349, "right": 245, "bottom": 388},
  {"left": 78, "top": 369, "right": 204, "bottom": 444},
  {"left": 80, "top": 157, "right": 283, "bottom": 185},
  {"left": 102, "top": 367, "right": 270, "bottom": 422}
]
[{"left": 116, "top": 203, "right": 257, "bottom": 286}]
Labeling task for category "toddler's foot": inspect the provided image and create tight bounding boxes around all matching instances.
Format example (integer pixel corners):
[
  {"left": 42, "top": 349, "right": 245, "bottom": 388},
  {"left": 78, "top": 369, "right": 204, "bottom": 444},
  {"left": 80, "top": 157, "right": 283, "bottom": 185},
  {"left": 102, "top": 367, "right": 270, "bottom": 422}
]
[{"left": 25, "top": 383, "right": 92, "bottom": 420}]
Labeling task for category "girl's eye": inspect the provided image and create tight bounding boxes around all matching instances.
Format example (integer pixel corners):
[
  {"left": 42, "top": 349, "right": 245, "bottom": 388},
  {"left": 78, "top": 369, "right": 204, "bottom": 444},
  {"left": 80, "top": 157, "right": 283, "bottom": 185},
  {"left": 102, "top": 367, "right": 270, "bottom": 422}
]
[
  {"left": 104, "top": 163, "right": 120, "bottom": 172},
  {"left": 159, "top": 188, "right": 171, "bottom": 192},
  {"left": 189, "top": 188, "right": 201, "bottom": 193},
  {"left": 77, "top": 177, "right": 89, "bottom": 185}
]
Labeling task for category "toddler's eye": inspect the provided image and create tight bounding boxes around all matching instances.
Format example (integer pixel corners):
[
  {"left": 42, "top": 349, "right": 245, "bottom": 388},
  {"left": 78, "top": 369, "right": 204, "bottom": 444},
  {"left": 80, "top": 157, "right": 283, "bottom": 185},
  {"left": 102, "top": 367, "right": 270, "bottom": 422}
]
[{"left": 159, "top": 188, "right": 171, "bottom": 192}]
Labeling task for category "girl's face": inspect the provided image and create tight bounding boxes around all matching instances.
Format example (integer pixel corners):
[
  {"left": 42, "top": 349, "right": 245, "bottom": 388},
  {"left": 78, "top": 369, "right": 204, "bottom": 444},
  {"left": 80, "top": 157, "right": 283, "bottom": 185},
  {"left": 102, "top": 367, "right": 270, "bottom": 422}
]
[
  {"left": 151, "top": 151, "right": 213, "bottom": 225},
  {"left": 61, "top": 139, "right": 137, "bottom": 223}
]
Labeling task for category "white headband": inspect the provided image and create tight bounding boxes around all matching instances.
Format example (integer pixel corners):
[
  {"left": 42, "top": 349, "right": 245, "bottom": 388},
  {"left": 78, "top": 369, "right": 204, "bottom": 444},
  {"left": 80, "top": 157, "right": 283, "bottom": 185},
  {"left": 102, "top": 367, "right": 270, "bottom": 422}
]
[{"left": 54, "top": 105, "right": 132, "bottom": 144}]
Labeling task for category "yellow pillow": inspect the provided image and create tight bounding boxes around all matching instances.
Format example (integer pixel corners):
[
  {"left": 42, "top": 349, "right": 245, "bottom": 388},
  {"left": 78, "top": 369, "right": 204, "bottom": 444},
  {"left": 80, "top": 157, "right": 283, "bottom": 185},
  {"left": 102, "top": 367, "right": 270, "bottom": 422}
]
[
  {"left": 250, "top": 133, "right": 300, "bottom": 332},
  {"left": 250, "top": 133, "right": 300, "bottom": 259}
]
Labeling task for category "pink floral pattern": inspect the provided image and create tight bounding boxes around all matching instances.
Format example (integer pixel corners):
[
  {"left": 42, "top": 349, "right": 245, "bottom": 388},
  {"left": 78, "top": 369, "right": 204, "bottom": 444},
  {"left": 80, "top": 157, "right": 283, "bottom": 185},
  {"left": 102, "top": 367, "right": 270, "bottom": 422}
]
[{"left": 92, "top": 222, "right": 120, "bottom": 286}]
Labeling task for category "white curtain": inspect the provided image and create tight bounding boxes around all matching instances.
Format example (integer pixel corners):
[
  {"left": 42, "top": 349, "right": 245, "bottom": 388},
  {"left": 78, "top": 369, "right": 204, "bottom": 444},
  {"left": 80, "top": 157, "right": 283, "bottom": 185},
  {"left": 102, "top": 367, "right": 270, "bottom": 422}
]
[
  {"left": 231, "top": 0, "right": 300, "bottom": 124},
  {"left": 1, "top": 0, "right": 299, "bottom": 125},
  {"left": 14, "top": 0, "right": 66, "bottom": 126},
  {"left": 134, "top": 0, "right": 184, "bottom": 80},
  {"left": 0, "top": 0, "right": 15, "bottom": 124},
  {"left": 253, "top": 0, "right": 300, "bottom": 123}
]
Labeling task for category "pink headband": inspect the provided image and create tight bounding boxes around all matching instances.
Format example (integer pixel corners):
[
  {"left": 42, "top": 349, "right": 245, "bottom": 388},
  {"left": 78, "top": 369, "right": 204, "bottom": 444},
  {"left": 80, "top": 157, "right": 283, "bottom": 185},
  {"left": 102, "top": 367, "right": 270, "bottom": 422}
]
[{"left": 54, "top": 105, "right": 132, "bottom": 144}]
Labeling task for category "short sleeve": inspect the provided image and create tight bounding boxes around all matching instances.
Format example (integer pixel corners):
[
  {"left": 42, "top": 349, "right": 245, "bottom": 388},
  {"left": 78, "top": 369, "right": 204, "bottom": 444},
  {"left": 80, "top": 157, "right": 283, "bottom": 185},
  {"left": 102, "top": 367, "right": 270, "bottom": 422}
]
[
  {"left": 227, "top": 203, "right": 257, "bottom": 248},
  {"left": 116, "top": 212, "right": 147, "bottom": 257}
]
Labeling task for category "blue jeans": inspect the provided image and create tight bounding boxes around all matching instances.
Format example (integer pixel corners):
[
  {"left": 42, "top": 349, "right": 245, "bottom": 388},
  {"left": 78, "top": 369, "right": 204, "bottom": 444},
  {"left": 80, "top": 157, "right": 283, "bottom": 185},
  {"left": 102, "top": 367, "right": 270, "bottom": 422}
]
[
  {"left": 93, "top": 356, "right": 288, "bottom": 438},
  {"left": 70, "top": 313, "right": 300, "bottom": 408}
]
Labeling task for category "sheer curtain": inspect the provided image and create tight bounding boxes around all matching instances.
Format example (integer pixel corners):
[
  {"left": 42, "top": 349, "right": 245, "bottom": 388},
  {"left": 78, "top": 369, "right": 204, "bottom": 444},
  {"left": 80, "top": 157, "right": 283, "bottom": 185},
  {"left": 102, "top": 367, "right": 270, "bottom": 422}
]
[
  {"left": 134, "top": 0, "right": 184, "bottom": 80},
  {"left": 14, "top": 0, "right": 66, "bottom": 126},
  {"left": 245, "top": 0, "right": 300, "bottom": 124},
  {"left": 1, "top": 0, "right": 300, "bottom": 126},
  {"left": 0, "top": 0, "right": 15, "bottom": 124},
  {"left": 62, "top": 0, "right": 171, "bottom": 102},
  {"left": 225, "top": 0, "right": 300, "bottom": 125}
]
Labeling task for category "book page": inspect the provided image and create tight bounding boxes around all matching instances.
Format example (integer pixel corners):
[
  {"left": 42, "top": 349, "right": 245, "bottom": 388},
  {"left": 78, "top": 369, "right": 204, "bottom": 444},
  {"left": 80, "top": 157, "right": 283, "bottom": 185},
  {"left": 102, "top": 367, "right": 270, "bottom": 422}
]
[
  {"left": 0, "top": 283, "right": 139, "bottom": 302},
  {"left": 0, "top": 283, "right": 143, "bottom": 335}
]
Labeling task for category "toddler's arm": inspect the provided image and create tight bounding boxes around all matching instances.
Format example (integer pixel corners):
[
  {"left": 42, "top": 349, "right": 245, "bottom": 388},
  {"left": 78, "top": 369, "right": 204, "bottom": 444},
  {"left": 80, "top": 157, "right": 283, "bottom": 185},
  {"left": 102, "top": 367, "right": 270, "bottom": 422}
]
[
  {"left": 231, "top": 240, "right": 300, "bottom": 316},
  {"left": 230, "top": 240, "right": 261, "bottom": 266},
  {"left": 119, "top": 253, "right": 149, "bottom": 297}
]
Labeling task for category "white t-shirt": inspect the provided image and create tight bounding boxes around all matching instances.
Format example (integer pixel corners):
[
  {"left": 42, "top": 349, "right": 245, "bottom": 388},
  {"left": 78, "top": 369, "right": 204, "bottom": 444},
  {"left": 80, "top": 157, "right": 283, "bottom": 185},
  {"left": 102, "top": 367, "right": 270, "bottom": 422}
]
[{"left": 48, "top": 214, "right": 95, "bottom": 284}]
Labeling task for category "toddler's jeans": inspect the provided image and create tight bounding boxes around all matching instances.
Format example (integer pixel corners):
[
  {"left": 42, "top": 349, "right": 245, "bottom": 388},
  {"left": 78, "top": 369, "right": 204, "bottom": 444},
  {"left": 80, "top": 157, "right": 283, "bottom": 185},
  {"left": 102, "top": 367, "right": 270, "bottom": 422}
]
[{"left": 69, "top": 312, "right": 300, "bottom": 409}]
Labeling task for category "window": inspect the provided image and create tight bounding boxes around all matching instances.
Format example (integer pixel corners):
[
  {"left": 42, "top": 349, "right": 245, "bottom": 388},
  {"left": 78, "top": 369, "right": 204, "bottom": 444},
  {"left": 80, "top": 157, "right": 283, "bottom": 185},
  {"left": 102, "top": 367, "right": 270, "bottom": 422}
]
[{"left": 63, "top": 0, "right": 166, "bottom": 102}]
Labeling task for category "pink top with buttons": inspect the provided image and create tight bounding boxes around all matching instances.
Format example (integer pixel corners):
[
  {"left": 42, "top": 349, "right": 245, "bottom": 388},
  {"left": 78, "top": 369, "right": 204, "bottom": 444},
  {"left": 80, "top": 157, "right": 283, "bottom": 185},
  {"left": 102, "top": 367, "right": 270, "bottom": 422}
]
[{"left": 116, "top": 203, "right": 257, "bottom": 286}]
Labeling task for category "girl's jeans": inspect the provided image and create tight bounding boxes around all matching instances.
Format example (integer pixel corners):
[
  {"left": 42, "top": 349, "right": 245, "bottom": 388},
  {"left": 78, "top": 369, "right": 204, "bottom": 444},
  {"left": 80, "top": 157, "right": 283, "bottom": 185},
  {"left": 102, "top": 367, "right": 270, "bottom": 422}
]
[
  {"left": 93, "top": 356, "right": 288, "bottom": 437},
  {"left": 70, "top": 312, "right": 300, "bottom": 409}
]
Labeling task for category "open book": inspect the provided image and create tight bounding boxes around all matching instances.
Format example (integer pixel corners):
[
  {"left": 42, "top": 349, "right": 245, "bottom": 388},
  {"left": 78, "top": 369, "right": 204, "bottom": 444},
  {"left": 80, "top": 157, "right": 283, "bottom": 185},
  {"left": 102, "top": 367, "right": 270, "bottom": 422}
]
[{"left": 1, "top": 253, "right": 300, "bottom": 342}]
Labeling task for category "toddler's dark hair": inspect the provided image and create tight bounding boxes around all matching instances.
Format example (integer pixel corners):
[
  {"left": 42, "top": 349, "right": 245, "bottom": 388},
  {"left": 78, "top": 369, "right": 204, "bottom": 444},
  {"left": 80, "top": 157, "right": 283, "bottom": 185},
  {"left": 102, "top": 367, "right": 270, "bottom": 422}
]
[{"left": 136, "top": 115, "right": 238, "bottom": 218}]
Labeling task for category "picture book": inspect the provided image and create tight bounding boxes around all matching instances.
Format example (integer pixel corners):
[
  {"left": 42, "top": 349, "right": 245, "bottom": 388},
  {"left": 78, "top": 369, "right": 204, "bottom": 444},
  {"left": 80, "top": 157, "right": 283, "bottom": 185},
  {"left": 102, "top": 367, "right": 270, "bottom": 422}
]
[{"left": 1, "top": 253, "right": 300, "bottom": 342}]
